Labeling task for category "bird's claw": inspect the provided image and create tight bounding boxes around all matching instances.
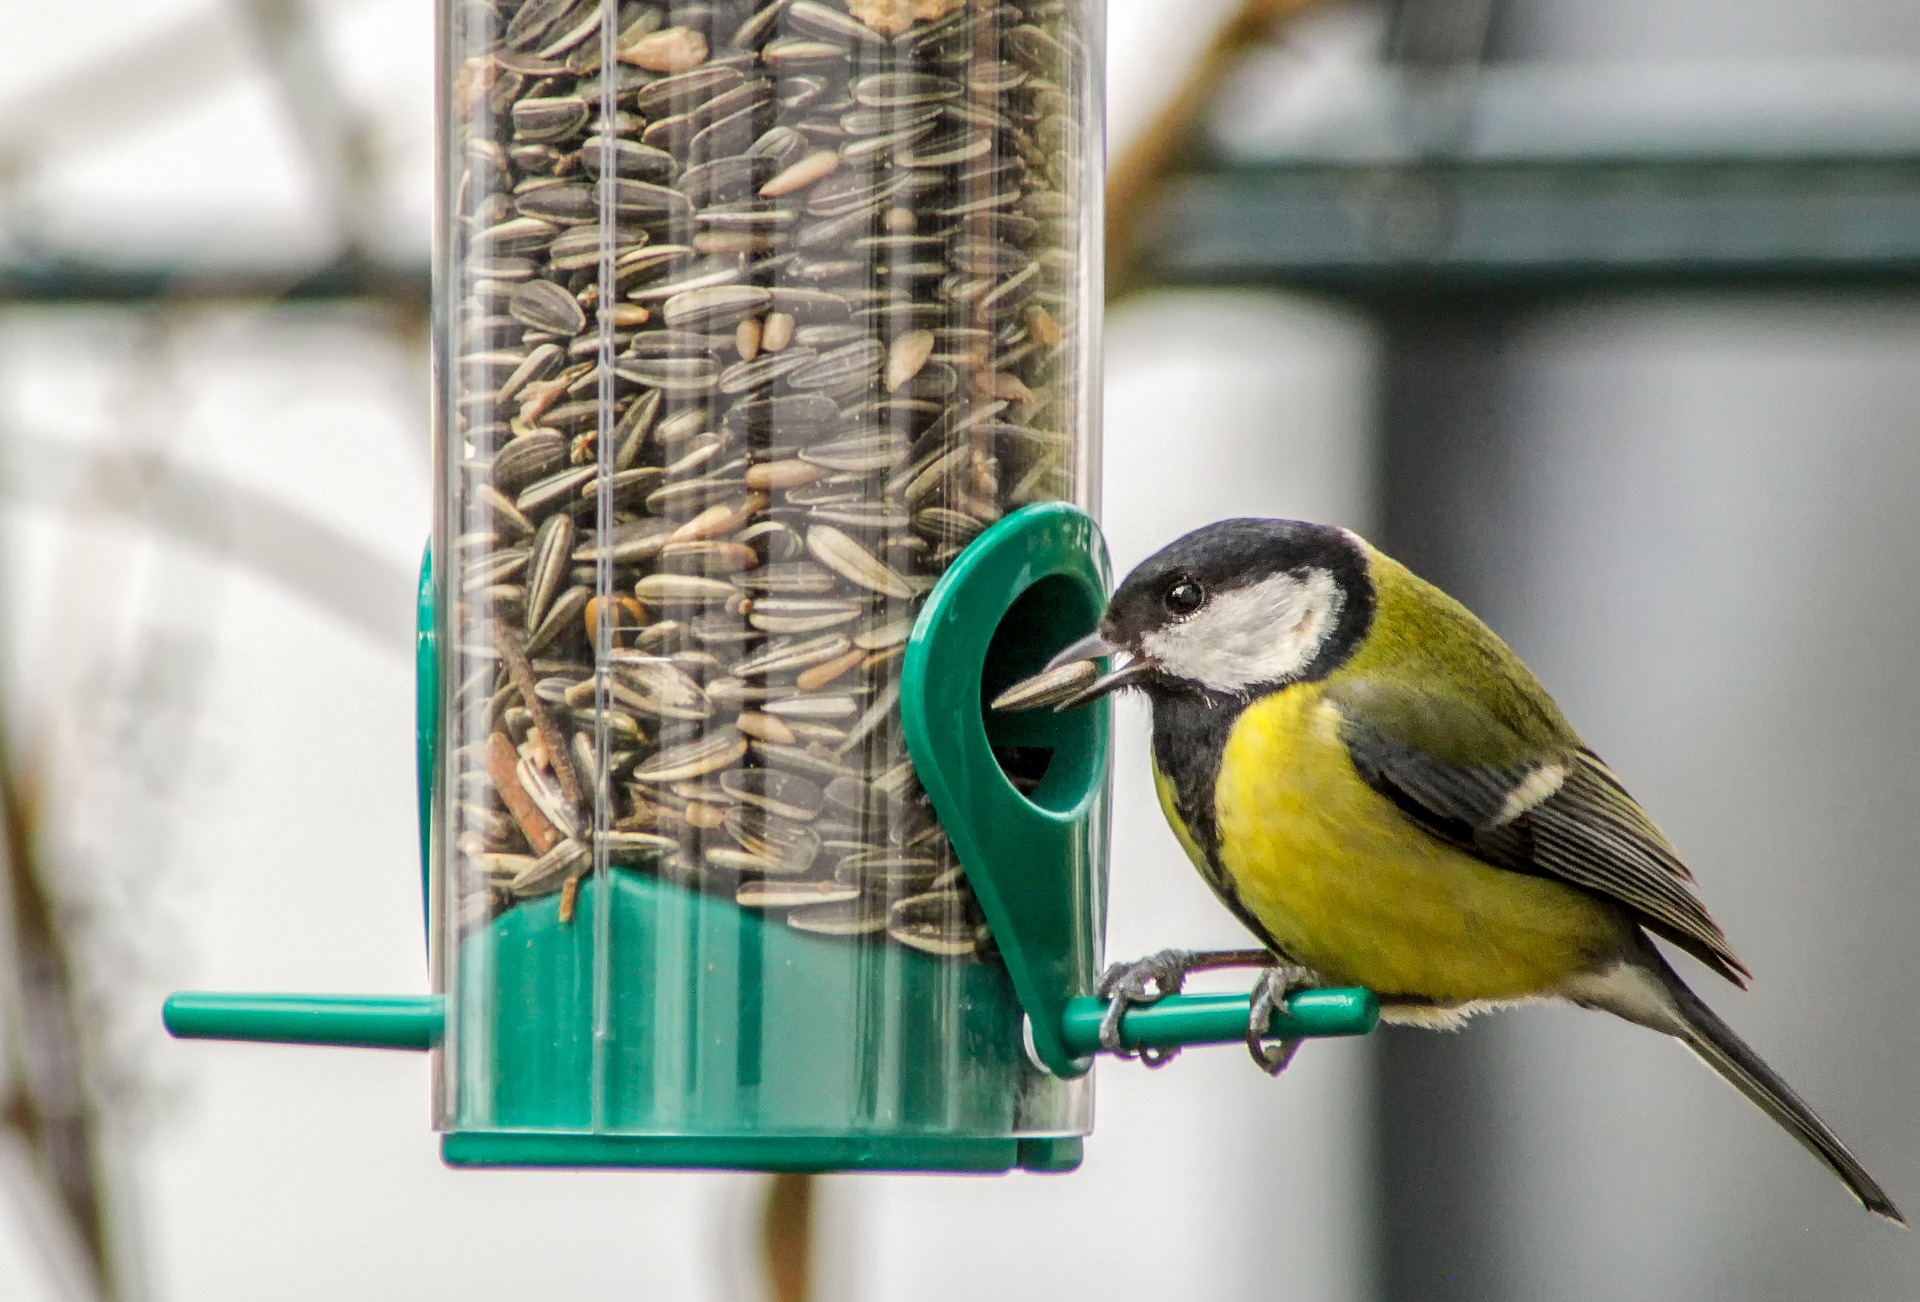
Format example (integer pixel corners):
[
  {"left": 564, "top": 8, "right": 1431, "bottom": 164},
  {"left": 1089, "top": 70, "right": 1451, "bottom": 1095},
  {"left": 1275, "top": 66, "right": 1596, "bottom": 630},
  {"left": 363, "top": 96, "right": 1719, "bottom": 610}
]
[
  {"left": 1247, "top": 965, "right": 1316, "bottom": 1076},
  {"left": 1096, "top": 949, "right": 1195, "bottom": 1067}
]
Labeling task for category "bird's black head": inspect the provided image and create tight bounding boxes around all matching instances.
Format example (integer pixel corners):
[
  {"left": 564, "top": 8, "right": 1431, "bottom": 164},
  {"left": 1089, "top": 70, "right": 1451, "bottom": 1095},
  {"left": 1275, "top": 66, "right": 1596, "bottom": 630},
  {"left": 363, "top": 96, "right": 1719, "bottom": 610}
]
[{"left": 1073, "top": 518, "right": 1376, "bottom": 703}]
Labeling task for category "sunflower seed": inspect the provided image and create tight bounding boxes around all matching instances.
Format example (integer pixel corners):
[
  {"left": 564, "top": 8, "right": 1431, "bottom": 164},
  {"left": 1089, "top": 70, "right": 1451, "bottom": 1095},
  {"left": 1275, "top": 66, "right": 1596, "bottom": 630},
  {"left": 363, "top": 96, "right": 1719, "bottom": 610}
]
[
  {"left": 837, "top": 850, "right": 943, "bottom": 885},
  {"left": 614, "top": 356, "right": 720, "bottom": 393},
  {"left": 634, "top": 574, "right": 742, "bottom": 607},
  {"left": 738, "top": 878, "right": 860, "bottom": 910},
  {"left": 737, "top": 561, "right": 836, "bottom": 595},
  {"left": 786, "top": 339, "right": 886, "bottom": 391},
  {"left": 473, "top": 216, "right": 560, "bottom": 254},
  {"left": 524, "top": 514, "right": 575, "bottom": 630},
  {"left": 747, "top": 598, "right": 862, "bottom": 634},
  {"left": 914, "top": 506, "right": 988, "bottom": 546},
  {"left": 463, "top": 547, "right": 531, "bottom": 591},
  {"left": 731, "top": 633, "right": 852, "bottom": 677},
  {"left": 855, "top": 618, "right": 914, "bottom": 651},
  {"left": 645, "top": 477, "right": 749, "bottom": 516},
  {"left": 511, "top": 838, "right": 590, "bottom": 896},
  {"left": 608, "top": 654, "right": 713, "bottom": 719},
  {"left": 524, "top": 584, "right": 590, "bottom": 656},
  {"left": 799, "top": 433, "right": 909, "bottom": 472},
  {"left": 493, "top": 431, "right": 570, "bottom": 494},
  {"left": 852, "top": 72, "right": 962, "bottom": 107},
  {"left": 762, "top": 37, "right": 848, "bottom": 67},
  {"left": 677, "top": 155, "right": 775, "bottom": 207},
  {"left": 573, "top": 520, "right": 675, "bottom": 565},
  {"left": 516, "top": 759, "right": 581, "bottom": 840},
  {"left": 809, "top": 502, "right": 912, "bottom": 531},
  {"left": 631, "top": 729, "right": 747, "bottom": 782},
  {"left": 624, "top": 257, "right": 744, "bottom": 300},
  {"left": 634, "top": 64, "right": 743, "bottom": 117},
  {"left": 662, "top": 284, "right": 773, "bottom": 331},
  {"left": 718, "top": 348, "right": 820, "bottom": 394},
  {"left": 990, "top": 659, "right": 1097, "bottom": 713},
  {"left": 723, "top": 393, "right": 840, "bottom": 438},
  {"left": 764, "top": 694, "right": 858, "bottom": 721},
  {"left": 745, "top": 458, "right": 825, "bottom": 491},
  {"left": 788, "top": 899, "right": 887, "bottom": 935},
  {"left": 599, "top": 830, "right": 679, "bottom": 864},
  {"left": 622, "top": 26, "right": 709, "bottom": 73},
  {"left": 659, "top": 539, "right": 758, "bottom": 571},
  {"left": 596, "top": 178, "right": 695, "bottom": 221},
  {"left": 516, "top": 465, "right": 598, "bottom": 515},
  {"left": 512, "top": 96, "right": 590, "bottom": 142},
  {"left": 516, "top": 183, "right": 598, "bottom": 224},
  {"left": 579, "top": 136, "right": 677, "bottom": 182},
  {"left": 721, "top": 770, "right": 824, "bottom": 821},
  {"left": 761, "top": 149, "right": 842, "bottom": 198},
  {"left": 751, "top": 741, "right": 855, "bottom": 783},
  {"left": 808, "top": 525, "right": 914, "bottom": 598},
  {"left": 887, "top": 891, "right": 983, "bottom": 956}
]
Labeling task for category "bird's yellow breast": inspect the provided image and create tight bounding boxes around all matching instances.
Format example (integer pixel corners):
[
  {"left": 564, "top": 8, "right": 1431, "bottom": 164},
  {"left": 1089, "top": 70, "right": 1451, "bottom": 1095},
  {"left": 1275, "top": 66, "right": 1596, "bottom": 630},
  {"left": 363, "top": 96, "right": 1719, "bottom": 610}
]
[{"left": 1163, "top": 686, "right": 1627, "bottom": 1005}]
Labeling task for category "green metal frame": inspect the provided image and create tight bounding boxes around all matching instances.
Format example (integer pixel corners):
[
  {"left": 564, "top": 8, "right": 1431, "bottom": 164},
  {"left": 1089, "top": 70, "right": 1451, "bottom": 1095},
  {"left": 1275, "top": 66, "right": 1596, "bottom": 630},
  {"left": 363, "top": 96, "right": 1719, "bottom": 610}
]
[{"left": 1151, "top": 159, "right": 1920, "bottom": 302}]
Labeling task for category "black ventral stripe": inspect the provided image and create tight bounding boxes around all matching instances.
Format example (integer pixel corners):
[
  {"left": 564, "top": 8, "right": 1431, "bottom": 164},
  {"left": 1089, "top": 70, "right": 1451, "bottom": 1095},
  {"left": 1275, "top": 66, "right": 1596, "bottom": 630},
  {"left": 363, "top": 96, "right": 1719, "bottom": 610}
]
[{"left": 1149, "top": 687, "right": 1291, "bottom": 959}]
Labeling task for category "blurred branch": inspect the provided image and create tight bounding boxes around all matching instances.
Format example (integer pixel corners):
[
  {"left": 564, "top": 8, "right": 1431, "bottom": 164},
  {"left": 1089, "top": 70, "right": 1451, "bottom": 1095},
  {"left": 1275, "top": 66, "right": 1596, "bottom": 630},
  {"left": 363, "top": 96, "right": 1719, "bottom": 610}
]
[
  {"left": 0, "top": 0, "right": 424, "bottom": 311},
  {"left": 1384, "top": 0, "right": 1498, "bottom": 151},
  {"left": 0, "top": 432, "right": 415, "bottom": 650},
  {"left": 1385, "top": 0, "right": 1497, "bottom": 67},
  {"left": 1107, "top": 0, "right": 1332, "bottom": 298},
  {"left": 759, "top": 1173, "right": 815, "bottom": 1302},
  {"left": 230, "top": 0, "right": 387, "bottom": 267},
  {"left": 0, "top": 13, "right": 246, "bottom": 179},
  {"left": 0, "top": 710, "right": 113, "bottom": 1302}
]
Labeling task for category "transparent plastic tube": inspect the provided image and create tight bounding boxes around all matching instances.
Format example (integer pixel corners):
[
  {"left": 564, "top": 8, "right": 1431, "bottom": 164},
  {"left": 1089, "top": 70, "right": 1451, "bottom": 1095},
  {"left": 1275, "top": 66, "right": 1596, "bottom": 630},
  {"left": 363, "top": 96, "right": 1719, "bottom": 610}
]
[{"left": 432, "top": 0, "right": 1102, "bottom": 1155}]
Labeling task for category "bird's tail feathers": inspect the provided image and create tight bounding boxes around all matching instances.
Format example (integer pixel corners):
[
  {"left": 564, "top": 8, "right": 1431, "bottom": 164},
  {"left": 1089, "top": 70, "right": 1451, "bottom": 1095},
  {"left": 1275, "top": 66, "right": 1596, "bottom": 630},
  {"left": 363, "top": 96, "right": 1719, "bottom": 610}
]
[{"left": 1570, "top": 955, "right": 1905, "bottom": 1226}]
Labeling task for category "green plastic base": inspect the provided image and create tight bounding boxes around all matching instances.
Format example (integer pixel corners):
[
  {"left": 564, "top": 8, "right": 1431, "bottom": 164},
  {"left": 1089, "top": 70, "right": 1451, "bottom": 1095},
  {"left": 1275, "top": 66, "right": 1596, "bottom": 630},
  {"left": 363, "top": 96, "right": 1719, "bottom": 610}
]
[
  {"left": 441, "top": 1132, "right": 1082, "bottom": 1173},
  {"left": 448, "top": 871, "right": 1077, "bottom": 1153}
]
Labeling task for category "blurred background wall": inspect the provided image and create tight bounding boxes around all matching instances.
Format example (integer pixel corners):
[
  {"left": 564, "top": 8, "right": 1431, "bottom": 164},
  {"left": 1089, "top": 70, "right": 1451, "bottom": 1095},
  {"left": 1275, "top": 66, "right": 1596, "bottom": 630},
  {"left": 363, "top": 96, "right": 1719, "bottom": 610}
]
[
  {"left": 1366, "top": 1, "right": 1920, "bottom": 1297},
  {"left": 0, "top": 1, "right": 1918, "bottom": 1300}
]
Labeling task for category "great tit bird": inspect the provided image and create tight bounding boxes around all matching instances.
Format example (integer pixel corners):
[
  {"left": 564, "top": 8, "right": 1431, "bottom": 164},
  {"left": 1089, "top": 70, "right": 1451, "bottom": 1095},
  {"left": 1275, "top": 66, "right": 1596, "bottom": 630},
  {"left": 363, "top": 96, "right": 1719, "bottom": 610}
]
[{"left": 996, "top": 517, "right": 1902, "bottom": 1223}]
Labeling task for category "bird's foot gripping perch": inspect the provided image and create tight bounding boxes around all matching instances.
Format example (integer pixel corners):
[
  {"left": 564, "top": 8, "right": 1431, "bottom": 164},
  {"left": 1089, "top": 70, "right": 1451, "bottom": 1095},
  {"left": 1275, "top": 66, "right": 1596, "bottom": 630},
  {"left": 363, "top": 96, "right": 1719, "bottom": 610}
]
[
  {"left": 1097, "top": 948, "right": 1273, "bottom": 1066},
  {"left": 1247, "top": 965, "right": 1319, "bottom": 1076}
]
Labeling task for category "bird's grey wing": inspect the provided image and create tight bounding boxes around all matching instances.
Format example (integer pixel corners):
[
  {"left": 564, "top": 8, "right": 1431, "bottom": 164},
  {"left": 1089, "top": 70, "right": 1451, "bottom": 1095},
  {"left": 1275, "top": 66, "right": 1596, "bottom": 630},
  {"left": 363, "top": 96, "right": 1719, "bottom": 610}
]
[{"left": 1326, "top": 680, "right": 1752, "bottom": 987}]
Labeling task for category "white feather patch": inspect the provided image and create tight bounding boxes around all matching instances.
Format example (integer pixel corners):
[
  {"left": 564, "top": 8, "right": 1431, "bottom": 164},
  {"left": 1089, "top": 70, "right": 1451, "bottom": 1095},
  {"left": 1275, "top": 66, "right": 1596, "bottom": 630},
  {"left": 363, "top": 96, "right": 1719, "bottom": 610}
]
[
  {"left": 1493, "top": 760, "right": 1569, "bottom": 825},
  {"left": 1378, "top": 995, "right": 1542, "bottom": 1029},
  {"left": 1139, "top": 568, "right": 1343, "bottom": 695},
  {"left": 1559, "top": 961, "right": 1685, "bottom": 1033}
]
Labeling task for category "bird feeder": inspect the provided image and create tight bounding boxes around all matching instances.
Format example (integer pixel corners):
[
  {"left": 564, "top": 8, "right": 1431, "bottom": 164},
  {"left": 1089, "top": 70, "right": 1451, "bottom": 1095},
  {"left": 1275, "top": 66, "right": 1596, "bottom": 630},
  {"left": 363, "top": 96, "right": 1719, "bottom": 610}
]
[{"left": 164, "top": 0, "right": 1376, "bottom": 1174}]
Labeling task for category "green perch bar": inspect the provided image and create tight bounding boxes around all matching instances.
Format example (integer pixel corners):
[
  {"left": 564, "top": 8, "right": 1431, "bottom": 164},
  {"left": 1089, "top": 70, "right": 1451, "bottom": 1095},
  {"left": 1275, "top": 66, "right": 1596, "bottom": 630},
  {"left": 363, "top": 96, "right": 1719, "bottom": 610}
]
[
  {"left": 164, "top": 993, "right": 444, "bottom": 1051},
  {"left": 1057, "top": 988, "right": 1379, "bottom": 1058},
  {"left": 163, "top": 988, "right": 1378, "bottom": 1057}
]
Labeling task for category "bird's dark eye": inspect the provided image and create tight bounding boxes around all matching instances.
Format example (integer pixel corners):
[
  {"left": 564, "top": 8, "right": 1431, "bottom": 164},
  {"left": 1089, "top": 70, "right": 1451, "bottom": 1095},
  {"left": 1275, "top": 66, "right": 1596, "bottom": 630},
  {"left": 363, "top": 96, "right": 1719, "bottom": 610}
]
[{"left": 1163, "top": 578, "right": 1205, "bottom": 617}]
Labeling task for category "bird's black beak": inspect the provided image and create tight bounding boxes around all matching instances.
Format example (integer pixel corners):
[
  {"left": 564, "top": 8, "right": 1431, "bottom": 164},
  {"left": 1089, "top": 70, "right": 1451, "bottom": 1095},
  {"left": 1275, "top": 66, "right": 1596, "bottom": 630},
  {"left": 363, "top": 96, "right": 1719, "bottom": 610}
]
[{"left": 990, "top": 631, "right": 1156, "bottom": 712}]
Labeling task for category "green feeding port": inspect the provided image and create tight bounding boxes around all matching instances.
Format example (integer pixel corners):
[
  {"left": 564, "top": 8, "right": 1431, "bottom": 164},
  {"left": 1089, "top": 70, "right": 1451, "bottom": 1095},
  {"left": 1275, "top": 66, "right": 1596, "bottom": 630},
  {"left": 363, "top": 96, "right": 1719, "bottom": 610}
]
[
  {"left": 901, "top": 504, "right": 1113, "bottom": 1080},
  {"left": 161, "top": 502, "right": 1378, "bottom": 1172},
  {"left": 981, "top": 573, "right": 1108, "bottom": 818}
]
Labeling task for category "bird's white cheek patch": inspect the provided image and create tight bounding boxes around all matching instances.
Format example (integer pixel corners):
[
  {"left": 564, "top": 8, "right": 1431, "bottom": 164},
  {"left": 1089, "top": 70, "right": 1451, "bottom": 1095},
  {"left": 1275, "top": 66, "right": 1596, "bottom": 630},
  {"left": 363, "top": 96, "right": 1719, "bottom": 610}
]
[{"left": 1141, "top": 569, "right": 1344, "bottom": 695}]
